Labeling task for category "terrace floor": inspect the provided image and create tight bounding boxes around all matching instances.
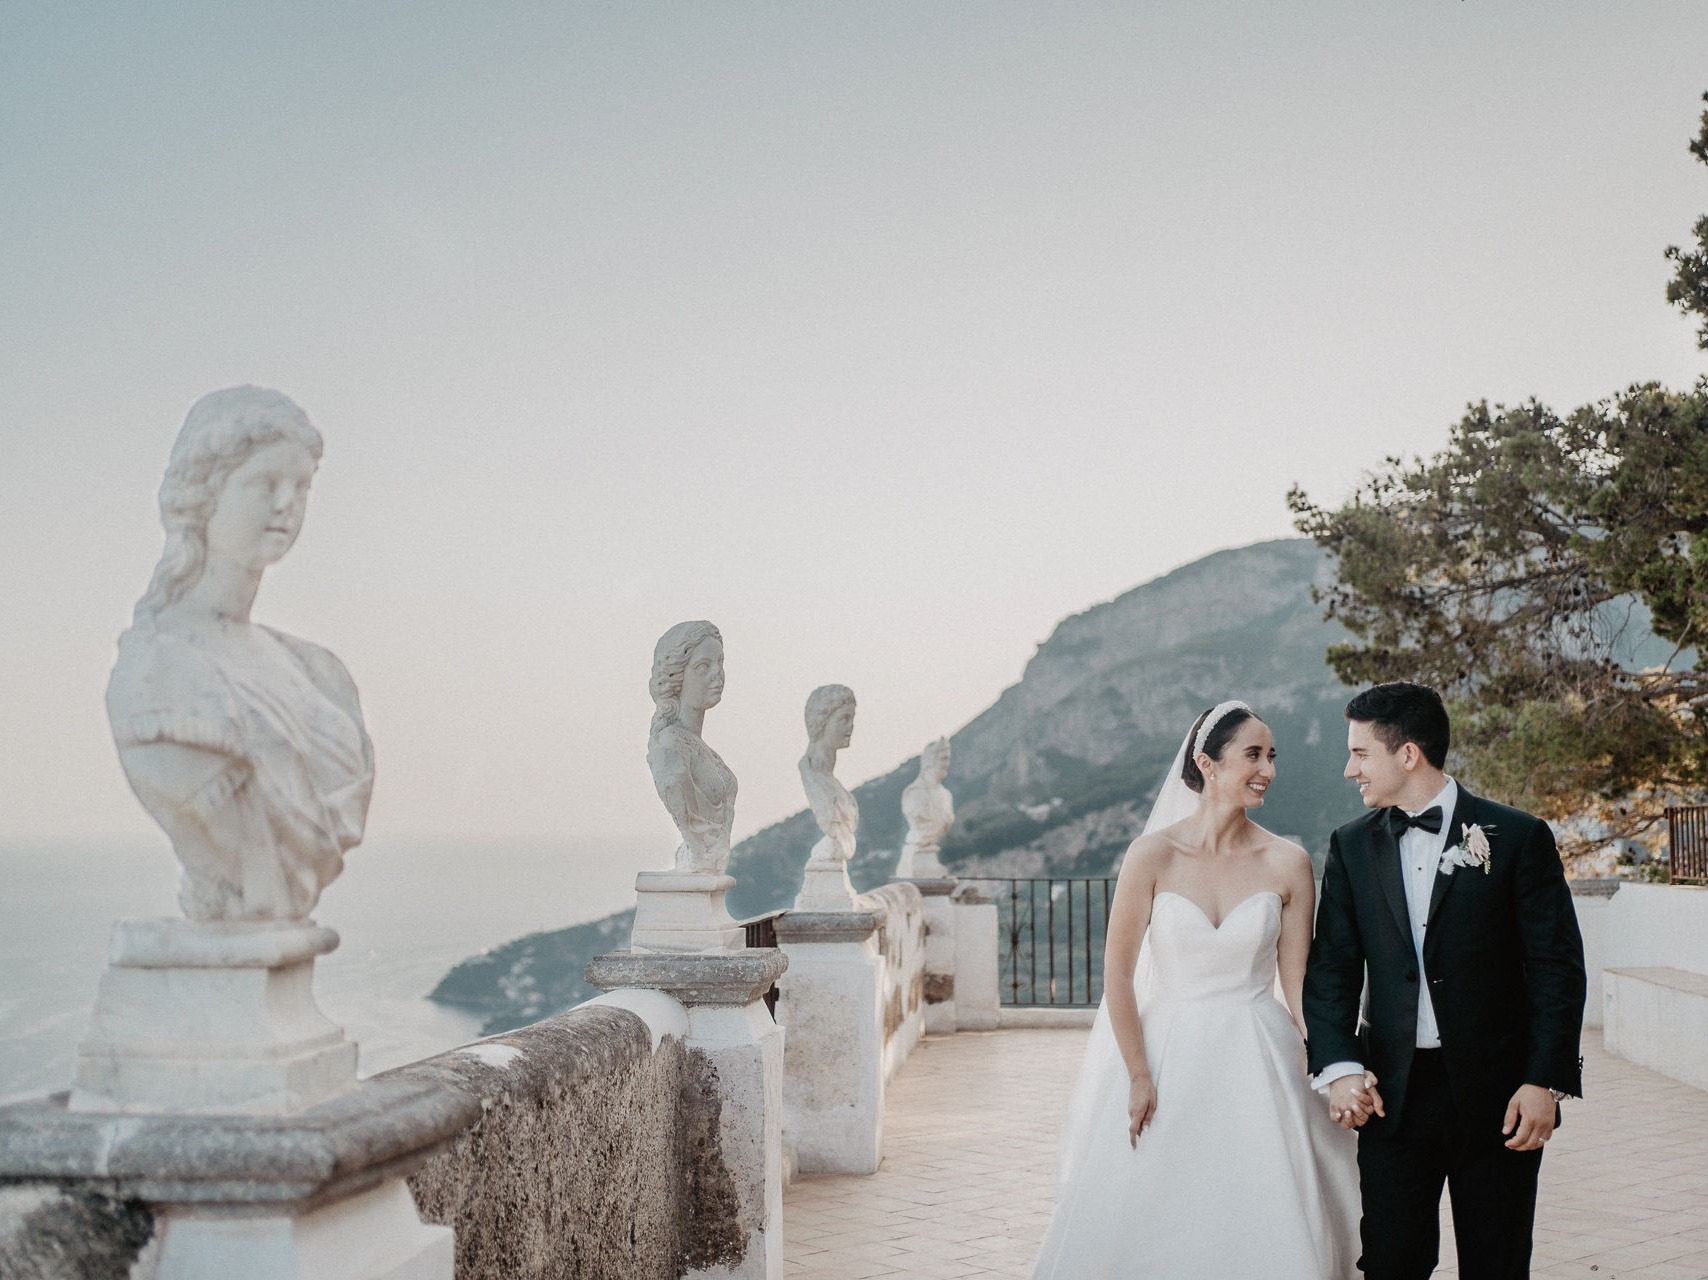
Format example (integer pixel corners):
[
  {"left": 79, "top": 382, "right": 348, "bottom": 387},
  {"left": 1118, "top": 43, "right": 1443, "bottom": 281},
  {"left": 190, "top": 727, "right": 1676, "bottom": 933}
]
[{"left": 783, "top": 1025, "right": 1708, "bottom": 1279}]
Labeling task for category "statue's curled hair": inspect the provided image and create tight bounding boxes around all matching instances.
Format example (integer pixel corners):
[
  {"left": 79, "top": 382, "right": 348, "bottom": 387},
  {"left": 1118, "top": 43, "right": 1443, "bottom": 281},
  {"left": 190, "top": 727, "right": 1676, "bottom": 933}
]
[{"left": 134, "top": 386, "right": 322, "bottom": 622}]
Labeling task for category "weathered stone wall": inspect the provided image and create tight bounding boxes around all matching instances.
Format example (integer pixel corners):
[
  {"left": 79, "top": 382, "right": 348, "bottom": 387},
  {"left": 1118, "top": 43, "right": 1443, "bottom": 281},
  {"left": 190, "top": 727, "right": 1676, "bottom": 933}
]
[
  {"left": 0, "top": 993, "right": 749, "bottom": 1280},
  {"left": 0, "top": 1183, "right": 154, "bottom": 1279},
  {"left": 402, "top": 999, "right": 727, "bottom": 1280},
  {"left": 864, "top": 882, "right": 925, "bottom": 1079}
]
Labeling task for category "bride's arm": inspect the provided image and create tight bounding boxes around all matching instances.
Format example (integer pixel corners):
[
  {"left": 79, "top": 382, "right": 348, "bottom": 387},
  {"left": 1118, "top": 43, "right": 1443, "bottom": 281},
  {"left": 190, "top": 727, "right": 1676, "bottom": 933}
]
[
  {"left": 1277, "top": 844, "right": 1316, "bottom": 1039},
  {"left": 1105, "top": 836, "right": 1160, "bottom": 1143}
]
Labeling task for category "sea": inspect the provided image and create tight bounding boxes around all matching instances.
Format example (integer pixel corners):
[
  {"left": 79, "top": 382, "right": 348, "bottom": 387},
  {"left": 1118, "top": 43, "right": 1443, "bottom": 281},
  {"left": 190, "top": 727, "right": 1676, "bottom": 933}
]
[{"left": 0, "top": 834, "right": 659, "bottom": 1106}]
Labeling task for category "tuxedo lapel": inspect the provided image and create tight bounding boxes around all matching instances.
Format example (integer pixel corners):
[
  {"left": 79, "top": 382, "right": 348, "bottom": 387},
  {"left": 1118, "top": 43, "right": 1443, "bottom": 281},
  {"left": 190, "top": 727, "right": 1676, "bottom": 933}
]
[
  {"left": 1426, "top": 785, "right": 1478, "bottom": 928},
  {"left": 1369, "top": 818, "right": 1412, "bottom": 944}
]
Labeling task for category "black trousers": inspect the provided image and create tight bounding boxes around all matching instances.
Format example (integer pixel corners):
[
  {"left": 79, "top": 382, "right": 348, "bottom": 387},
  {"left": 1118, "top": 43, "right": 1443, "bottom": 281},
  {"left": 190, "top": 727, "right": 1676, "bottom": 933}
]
[{"left": 1357, "top": 1049, "right": 1544, "bottom": 1280}]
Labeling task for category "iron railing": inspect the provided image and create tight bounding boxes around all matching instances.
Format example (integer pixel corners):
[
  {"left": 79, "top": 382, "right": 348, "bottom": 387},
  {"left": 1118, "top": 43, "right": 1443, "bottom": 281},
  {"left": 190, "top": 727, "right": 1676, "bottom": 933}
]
[
  {"left": 1667, "top": 805, "right": 1708, "bottom": 885},
  {"left": 741, "top": 910, "right": 783, "bottom": 1016},
  {"left": 961, "top": 877, "right": 1116, "bottom": 1007}
]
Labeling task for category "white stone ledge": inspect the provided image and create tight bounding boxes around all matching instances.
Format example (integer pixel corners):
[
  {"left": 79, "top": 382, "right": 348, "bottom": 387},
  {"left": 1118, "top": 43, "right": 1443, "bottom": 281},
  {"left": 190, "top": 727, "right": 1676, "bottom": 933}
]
[
  {"left": 997, "top": 1007, "right": 1098, "bottom": 1029},
  {"left": 1603, "top": 965, "right": 1708, "bottom": 1093}
]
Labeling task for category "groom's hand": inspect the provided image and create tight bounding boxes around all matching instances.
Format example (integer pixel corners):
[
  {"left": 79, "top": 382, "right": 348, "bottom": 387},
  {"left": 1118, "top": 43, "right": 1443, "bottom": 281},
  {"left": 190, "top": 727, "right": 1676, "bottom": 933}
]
[
  {"left": 1328, "top": 1072, "right": 1384, "bottom": 1129},
  {"left": 1503, "top": 1084, "right": 1557, "bottom": 1151}
]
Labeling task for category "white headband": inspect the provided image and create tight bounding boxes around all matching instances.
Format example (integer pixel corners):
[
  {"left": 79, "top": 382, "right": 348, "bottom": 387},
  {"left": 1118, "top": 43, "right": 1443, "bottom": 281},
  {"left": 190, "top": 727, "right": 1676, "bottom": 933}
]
[{"left": 1193, "top": 700, "right": 1252, "bottom": 760}]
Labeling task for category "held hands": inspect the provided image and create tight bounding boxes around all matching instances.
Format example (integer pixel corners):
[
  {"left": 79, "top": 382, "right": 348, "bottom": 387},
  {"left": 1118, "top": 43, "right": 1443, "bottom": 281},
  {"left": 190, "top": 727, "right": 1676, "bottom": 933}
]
[
  {"left": 1503, "top": 1084, "right": 1557, "bottom": 1151},
  {"left": 1128, "top": 1072, "right": 1157, "bottom": 1147},
  {"left": 1327, "top": 1072, "right": 1385, "bottom": 1130}
]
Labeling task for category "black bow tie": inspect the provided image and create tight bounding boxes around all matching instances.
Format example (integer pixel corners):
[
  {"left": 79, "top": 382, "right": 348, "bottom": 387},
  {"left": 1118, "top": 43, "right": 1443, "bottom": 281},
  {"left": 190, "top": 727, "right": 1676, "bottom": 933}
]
[{"left": 1388, "top": 806, "right": 1443, "bottom": 837}]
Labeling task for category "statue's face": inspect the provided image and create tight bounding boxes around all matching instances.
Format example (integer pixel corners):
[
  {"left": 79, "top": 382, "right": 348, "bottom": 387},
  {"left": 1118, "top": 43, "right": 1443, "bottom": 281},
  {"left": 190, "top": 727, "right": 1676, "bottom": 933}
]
[
  {"left": 825, "top": 701, "right": 855, "bottom": 750},
  {"left": 680, "top": 635, "right": 725, "bottom": 713},
  {"left": 205, "top": 440, "right": 317, "bottom": 572}
]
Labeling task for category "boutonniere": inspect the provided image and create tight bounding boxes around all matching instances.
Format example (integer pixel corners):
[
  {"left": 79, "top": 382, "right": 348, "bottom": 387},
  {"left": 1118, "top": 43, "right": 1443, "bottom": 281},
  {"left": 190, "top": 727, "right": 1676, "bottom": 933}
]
[{"left": 1440, "top": 823, "right": 1495, "bottom": 876}]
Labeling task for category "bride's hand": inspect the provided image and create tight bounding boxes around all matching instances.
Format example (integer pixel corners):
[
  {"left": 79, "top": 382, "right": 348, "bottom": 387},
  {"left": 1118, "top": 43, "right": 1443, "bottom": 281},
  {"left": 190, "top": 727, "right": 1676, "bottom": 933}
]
[{"left": 1128, "top": 1073, "right": 1157, "bottom": 1147}]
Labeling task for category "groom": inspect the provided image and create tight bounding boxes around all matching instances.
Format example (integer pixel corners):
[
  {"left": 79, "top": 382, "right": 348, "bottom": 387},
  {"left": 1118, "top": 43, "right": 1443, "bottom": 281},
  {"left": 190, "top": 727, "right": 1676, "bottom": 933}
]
[{"left": 1303, "top": 682, "right": 1586, "bottom": 1280}]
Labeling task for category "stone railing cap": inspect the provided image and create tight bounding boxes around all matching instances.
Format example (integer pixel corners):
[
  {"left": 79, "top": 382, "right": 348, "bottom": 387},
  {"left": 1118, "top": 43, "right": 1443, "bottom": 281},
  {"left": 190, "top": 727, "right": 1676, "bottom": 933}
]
[
  {"left": 0, "top": 1072, "right": 479, "bottom": 1210},
  {"left": 772, "top": 911, "right": 881, "bottom": 943},
  {"left": 585, "top": 947, "right": 788, "bottom": 1005},
  {"left": 893, "top": 876, "right": 958, "bottom": 896}
]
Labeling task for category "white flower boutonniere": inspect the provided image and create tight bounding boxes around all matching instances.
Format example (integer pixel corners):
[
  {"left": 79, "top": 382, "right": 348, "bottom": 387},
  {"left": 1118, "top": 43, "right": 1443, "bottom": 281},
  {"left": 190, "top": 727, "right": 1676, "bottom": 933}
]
[{"left": 1440, "top": 823, "right": 1495, "bottom": 876}]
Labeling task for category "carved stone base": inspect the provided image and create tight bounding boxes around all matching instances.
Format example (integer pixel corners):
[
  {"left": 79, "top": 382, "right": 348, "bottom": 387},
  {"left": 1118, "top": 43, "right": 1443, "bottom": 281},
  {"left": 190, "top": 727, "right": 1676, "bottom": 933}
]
[
  {"left": 69, "top": 918, "right": 356, "bottom": 1116},
  {"left": 793, "top": 860, "right": 859, "bottom": 913},
  {"left": 149, "top": 1180, "right": 452, "bottom": 1280},
  {"left": 900, "top": 845, "right": 948, "bottom": 879},
  {"left": 629, "top": 872, "right": 744, "bottom": 952}
]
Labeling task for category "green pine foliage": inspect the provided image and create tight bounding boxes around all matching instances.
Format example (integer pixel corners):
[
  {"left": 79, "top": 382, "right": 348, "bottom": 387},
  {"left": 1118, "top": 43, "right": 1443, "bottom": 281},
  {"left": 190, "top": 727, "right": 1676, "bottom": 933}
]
[{"left": 1289, "top": 94, "right": 1708, "bottom": 850}]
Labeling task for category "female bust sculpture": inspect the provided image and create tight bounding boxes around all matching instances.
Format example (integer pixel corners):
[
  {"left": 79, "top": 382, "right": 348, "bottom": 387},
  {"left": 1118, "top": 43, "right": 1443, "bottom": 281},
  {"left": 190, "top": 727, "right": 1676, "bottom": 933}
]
[
  {"left": 105, "top": 386, "right": 374, "bottom": 923},
  {"left": 647, "top": 620, "right": 737, "bottom": 875},
  {"left": 898, "top": 737, "right": 954, "bottom": 877},
  {"left": 800, "top": 684, "right": 858, "bottom": 864}
]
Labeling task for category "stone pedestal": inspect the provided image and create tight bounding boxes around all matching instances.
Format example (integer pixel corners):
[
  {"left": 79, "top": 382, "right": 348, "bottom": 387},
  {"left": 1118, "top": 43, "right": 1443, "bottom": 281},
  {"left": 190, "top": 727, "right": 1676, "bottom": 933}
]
[
  {"left": 0, "top": 1069, "right": 471, "bottom": 1280},
  {"left": 773, "top": 912, "right": 884, "bottom": 1175},
  {"left": 70, "top": 918, "right": 357, "bottom": 1116},
  {"left": 631, "top": 871, "right": 744, "bottom": 952},
  {"left": 587, "top": 948, "right": 789, "bottom": 1280},
  {"left": 899, "top": 843, "right": 948, "bottom": 880},
  {"left": 952, "top": 887, "right": 1001, "bottom": 1032},
  {"left": 899, "top": 878, "right": 959, "bottom": 1033},
  {"left": 793, "top": 859, "right": 859, "bottom": 913},
  {"left": 147, "top": 1181, "right": 450, "bottom": 1280}
]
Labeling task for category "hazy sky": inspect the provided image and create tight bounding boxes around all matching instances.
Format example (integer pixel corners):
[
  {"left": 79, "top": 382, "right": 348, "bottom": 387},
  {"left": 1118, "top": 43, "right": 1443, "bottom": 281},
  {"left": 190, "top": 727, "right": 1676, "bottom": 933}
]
[{"left": 4, "top": 2, "right": 1707, "bottom": 859}]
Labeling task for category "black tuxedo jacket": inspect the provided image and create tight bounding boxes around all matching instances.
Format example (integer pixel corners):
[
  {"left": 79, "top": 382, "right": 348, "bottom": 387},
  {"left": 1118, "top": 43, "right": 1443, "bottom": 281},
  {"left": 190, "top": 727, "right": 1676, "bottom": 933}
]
[{"left": 1303, "top": 786, "right": 1586, "bottom": 1134}]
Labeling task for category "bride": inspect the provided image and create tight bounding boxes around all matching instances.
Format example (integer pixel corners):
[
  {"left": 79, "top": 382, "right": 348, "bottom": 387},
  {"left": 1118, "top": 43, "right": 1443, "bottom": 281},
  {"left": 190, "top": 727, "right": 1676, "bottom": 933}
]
[{"left": 1031, "top": 701, "right": 1362, "bottom": 1279}]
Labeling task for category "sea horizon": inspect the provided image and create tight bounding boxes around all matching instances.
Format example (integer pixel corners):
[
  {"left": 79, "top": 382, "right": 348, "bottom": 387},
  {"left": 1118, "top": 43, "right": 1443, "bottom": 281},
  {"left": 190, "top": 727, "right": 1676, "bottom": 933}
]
[{"left": 0, "top": 833, "right": 661, "bottom": 1105}]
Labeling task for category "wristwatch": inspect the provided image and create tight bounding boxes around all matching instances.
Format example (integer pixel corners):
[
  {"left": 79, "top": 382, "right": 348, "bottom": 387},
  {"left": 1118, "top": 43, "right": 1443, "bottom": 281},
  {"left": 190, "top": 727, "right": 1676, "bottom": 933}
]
[{"left": 1549, "top": 1088, "right": 1569, "bottom": 1102}]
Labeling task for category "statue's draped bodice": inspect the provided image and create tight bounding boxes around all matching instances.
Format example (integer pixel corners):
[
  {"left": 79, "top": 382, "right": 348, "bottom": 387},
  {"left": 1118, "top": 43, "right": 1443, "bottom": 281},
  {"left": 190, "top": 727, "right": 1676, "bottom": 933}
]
[
  {"left": 801, "top": 761, "right": 857, "bottom": 863},
  {"left": 106, "top": 619, "right": 374, "bottom": 921},
  {"left": 648, "top": 722, "right": 737, "bottom": 874},
  {"left": 900, "top": 777, "right": 954, "bottom": 851}
]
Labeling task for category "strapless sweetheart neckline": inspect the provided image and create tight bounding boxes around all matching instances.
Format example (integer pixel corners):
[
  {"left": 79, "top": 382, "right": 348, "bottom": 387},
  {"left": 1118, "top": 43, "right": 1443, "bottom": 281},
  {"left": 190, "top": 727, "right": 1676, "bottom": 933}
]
[{"left": 1153, "top": 888, "right": 1281, "bottom": 931}]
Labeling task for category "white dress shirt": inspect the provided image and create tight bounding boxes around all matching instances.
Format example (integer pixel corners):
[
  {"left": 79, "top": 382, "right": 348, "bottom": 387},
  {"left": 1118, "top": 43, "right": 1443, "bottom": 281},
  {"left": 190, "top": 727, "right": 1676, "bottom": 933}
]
[{"left": 1314, "top": 777, "right": 1458, "bottom": 1091}]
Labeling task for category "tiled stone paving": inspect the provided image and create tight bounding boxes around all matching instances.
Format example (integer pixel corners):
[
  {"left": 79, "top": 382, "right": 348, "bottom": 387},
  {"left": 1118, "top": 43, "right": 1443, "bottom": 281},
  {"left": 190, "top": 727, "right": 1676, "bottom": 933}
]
[{"left": 784, "top": 1027, "right": 1708, "bottom": 1279}]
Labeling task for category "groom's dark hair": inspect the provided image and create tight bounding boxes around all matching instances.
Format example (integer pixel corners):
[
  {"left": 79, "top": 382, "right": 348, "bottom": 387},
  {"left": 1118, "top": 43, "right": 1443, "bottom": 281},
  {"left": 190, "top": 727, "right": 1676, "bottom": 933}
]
[{"left": 1344, "top": 682, "right": 1449, "bottom": 769}]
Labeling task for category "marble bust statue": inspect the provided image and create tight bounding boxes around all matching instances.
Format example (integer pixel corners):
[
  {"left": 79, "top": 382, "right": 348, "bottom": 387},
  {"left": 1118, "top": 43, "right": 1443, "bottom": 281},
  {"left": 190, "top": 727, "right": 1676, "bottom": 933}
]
[
  {"left": 104, "top": 386, "right": 374, "bottom": 923},
  {"left": 647, "top": 620, "right": 737, "bottom": 876},
  {"left": 898, "top": 737, "right": 954, "bottom": 878},
  {"left": 799, "top": 684, "right": 858, "bottom": 865}
]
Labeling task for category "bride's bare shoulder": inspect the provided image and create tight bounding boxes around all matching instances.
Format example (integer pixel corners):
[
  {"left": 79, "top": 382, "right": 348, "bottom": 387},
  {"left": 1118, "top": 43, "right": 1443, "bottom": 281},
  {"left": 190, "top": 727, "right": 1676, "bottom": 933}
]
[
  {"left": 1254, "top": 828, "right": 1313, "bottom": 877},
  {"left": 1118, "top": 828, "right": 1182, "bottom": 878}
]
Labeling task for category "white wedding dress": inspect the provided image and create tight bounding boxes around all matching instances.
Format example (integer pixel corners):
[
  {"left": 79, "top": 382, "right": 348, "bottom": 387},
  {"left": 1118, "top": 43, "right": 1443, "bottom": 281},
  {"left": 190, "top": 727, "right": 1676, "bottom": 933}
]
[{"left": 1031, "top": 888, "right": 1361, "bottom": 1278}]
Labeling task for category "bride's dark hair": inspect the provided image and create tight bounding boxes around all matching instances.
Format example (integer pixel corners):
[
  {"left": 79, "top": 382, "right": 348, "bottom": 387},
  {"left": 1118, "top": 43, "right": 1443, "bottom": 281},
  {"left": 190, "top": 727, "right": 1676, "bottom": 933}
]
[{"left": 1181, "top": 705, "right": 1261, "bottom": 794}]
